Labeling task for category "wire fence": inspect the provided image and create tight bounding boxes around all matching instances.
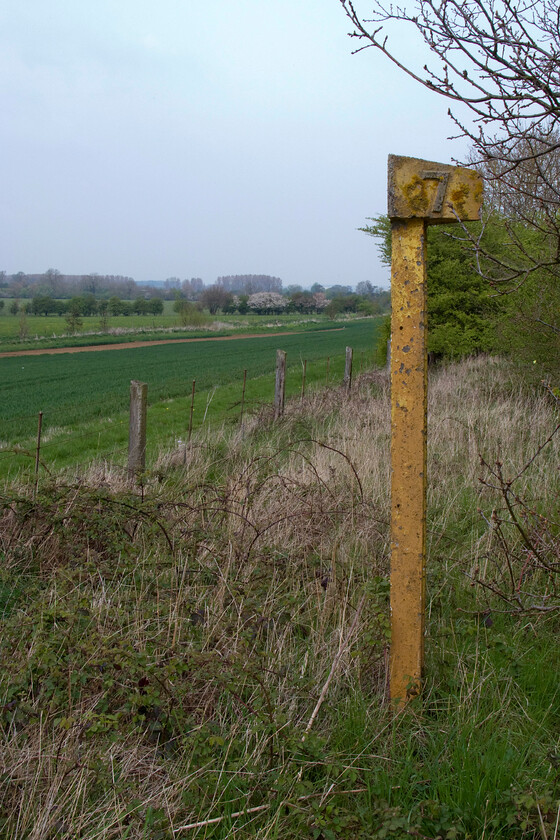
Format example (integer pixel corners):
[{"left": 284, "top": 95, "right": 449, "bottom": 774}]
[{"left": 0, "top": 346, "right": 381, "bottom": 484}]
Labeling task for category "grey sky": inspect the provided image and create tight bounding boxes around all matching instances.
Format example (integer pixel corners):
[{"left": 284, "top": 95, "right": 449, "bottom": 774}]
[{"left": 1, "top": 1, "right": 468, "bottom": 289}]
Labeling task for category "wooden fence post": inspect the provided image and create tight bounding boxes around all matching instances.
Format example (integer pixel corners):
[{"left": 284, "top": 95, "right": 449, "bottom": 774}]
[
  {"left": 274, "top": 350, "right": 286, "bottom": 420},
  {"left": 301, "top": 359, "right": 307, "bottom": 402},
  {"left": 34, "top": 411, "right": 43, "bottom": 498},
  {"left": 184, "top": 379, "right": 196, "bottom": 464},
  {"left": 344, "top": 346, "right": 353, "bottom": 393},
  {"left": 188, "top": 380, "right": 196, "bottom": 443},
  {"left": 128, "top": 380, "right": 147, "bottom": 479},
  {"left": 240, "top": 369, "right": 247, "bottom": 426}
]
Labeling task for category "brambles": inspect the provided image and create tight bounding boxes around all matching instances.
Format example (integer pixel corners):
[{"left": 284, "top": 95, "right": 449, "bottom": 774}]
[
  {"left": 0, "top": 357, "right": 559, "bottom": 836},
  {"left": 472, "top": 387, "right": 560, "bottom": 613}
]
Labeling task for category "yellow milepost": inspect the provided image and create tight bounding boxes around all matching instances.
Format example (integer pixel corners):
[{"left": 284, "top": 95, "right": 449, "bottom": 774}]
[
  {"left": 390, "top": 216, "right": 428, "bottom": 703},
  {"left": 388, "top": 155, "right": 483, "bottom": 705}
]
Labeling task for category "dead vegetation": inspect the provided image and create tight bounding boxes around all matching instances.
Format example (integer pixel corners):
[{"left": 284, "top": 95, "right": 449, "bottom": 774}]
[{"left": 0, "top": 357, "right": 558, "bottom": 838}]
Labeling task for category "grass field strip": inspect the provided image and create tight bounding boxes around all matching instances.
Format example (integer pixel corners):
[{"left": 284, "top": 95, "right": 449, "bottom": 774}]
[{"left": 0, "top": 321, "right": 381, "bottom": 479}]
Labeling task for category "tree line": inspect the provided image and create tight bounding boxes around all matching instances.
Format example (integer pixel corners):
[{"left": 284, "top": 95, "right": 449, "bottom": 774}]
[{"left": 6, "top": 295, "right": 164, "bottom": 318}]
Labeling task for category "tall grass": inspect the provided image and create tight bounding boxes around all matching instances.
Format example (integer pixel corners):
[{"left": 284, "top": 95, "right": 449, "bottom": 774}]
[{"left": 0, "top": 356, "right": 558, "bottom": 837}]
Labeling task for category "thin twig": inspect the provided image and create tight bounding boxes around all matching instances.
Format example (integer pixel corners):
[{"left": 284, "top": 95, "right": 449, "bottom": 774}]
[
  {"left": 302, "top": 594, "right": 366, "bottom": 739},
  {"left": 172, "top": 788, "right": 367, "bottom": 833}
]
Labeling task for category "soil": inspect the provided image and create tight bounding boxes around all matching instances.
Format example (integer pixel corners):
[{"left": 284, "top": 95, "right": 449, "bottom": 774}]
[{"left": 0, "top": 330, "right": 342, "bottom": 359}]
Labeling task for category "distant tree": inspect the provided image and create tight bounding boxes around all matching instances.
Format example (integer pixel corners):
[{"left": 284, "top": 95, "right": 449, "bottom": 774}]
[
  {"left": 313, "top": 292, "right": 328, "bottom": 310},
  {"left": 98, "top": 300, "right": 110, "bottom": 333},
  {"left": 355, "top": 280, "right": 375, "bottom": 298},
  {"left": 9, "top": 300, "right": 19, "bottom": 315},
  {"left": 65, "top": 298, "right": 83, "bottom": 334},
  {"left": 82, "top": 273, "right": 102, "bottom": 295},
  {"left": 165, "top": 277, "right": 181, "bottom": 288},
  {"left": 325, "top": 284, "right": 353, "bottom": 299},
  {"left": 325, "top": 299, "right": 343, "bottom": 320},
  {"left": 81, "top": 294, "right": 97, "bottom": 316},
  {"left": 217, "top": 275, "right": 283, "bottom": 294},
  {"left": 0, "top": 300, "right": 4, "bottom": 312},
  {"left": 173, "top": 299, "right": 209, "bottom": 327},
  {"left": 290, "top": 291, "right": 316, "bottom": 313},
  {"left": 310, "top": 282, "right": 325, "bottom": 294},
  {"left": 11, "top": 273, "right": 30, "bottom": 297},
  {"left": 19, "top": 309, "right": 28, "bottom": 340},
  {"left": 132, "top": 297, "right": 149, "bottom": 315},
  {"left": 44, "top": 268, "right": 63, "bottom": 296},
  {"left": 247, "top": 292, "right": 287, "bottom": 314},
  {"left": 222, "top": 295, "right": 238, "bottom": 314},
  {"left": 31, "top": 296, "right": 58, "bottom": 316},
  {"left": 200, "top": 285, "right": 232, "bottom": 314},
  {"left": 108, "top": 296, "right": 123, "bottom": 316},
  {"left": 148, "top": 298, "right": 164, "bottom": 315},
  {"left": 190, "top": 278, "right": 205, "bottom": 297}
]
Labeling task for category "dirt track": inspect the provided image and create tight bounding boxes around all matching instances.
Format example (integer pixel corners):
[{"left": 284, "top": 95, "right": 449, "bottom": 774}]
[{"left": 0, "top": 330, "right": 341, "bottom": 359}]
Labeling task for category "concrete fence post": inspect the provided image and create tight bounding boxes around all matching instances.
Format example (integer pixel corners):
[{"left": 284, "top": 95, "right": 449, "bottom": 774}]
[
  {"left": 274, "top": 350, "right": 286, "bottom": 420},
  {"left": 128, "top": 380, "right": 147, "bottom": 479},
  {"left": 344, "top": 346, "right": 353, "bottom": 393}
]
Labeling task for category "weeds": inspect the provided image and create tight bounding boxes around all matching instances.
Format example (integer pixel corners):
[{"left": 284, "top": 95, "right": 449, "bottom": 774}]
[{"left": 0, "top": 356, "right": 559, "bottom": 837}]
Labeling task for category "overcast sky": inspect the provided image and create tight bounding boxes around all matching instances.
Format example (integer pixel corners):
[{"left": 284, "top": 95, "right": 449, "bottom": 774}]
[{"left": 1, "top": 1, "right": 470, "bottom": 289}]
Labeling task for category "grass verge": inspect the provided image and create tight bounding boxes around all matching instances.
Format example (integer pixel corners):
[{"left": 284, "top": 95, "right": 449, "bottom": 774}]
[{"left": 0, "top": 356, "right": 558, "bottom": 838}]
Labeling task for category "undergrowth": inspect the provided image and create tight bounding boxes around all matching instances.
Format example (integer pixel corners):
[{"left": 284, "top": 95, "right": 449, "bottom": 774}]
[{"left": 0, "top": 356, "right": 558, "bottom": 838}]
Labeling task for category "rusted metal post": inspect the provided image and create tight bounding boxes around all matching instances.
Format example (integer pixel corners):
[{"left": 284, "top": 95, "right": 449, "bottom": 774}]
[
  {"left": 344, "top": 346, "right": 353, "bottom": 394},
  {"left": 128, "top": 380, "right": 148, "bottom": 480},
  {"left": 388, "top": 155, "right": 482, "bottom": 704},
  {"left": 274, "top": 350, "right": 286, "bottom": 420}
]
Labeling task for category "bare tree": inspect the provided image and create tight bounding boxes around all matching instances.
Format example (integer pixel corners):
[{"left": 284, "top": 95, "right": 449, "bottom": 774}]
[{"left": 339, "top": 0, "right": 560, "bottom": 294}]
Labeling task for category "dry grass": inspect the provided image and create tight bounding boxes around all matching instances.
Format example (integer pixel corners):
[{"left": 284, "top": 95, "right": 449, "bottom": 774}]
[{"left": 0, "top": 356, "right": 558, "bottom": 837}]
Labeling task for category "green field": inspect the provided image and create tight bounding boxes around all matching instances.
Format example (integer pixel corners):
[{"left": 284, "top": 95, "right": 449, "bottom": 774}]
[
  {"left": 0, "top": 319, "right": 382, "bottom": 478},
  {"left": 0, "top": 304, "right": 344, "bottom": 353},
  {"left": 1, "top": 355, "right": 558, "bottom": 837}
]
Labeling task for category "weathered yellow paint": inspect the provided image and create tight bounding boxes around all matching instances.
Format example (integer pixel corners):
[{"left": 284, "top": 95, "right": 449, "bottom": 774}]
[
  {"left": 388, "top": 155, "right": 483, "bottom": 223},
  {"left": 387, "top": 155, "right": 482, "bottom": 706},
  {"left": 389, "top": 217, "right": 427, "bottom": 704}
]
